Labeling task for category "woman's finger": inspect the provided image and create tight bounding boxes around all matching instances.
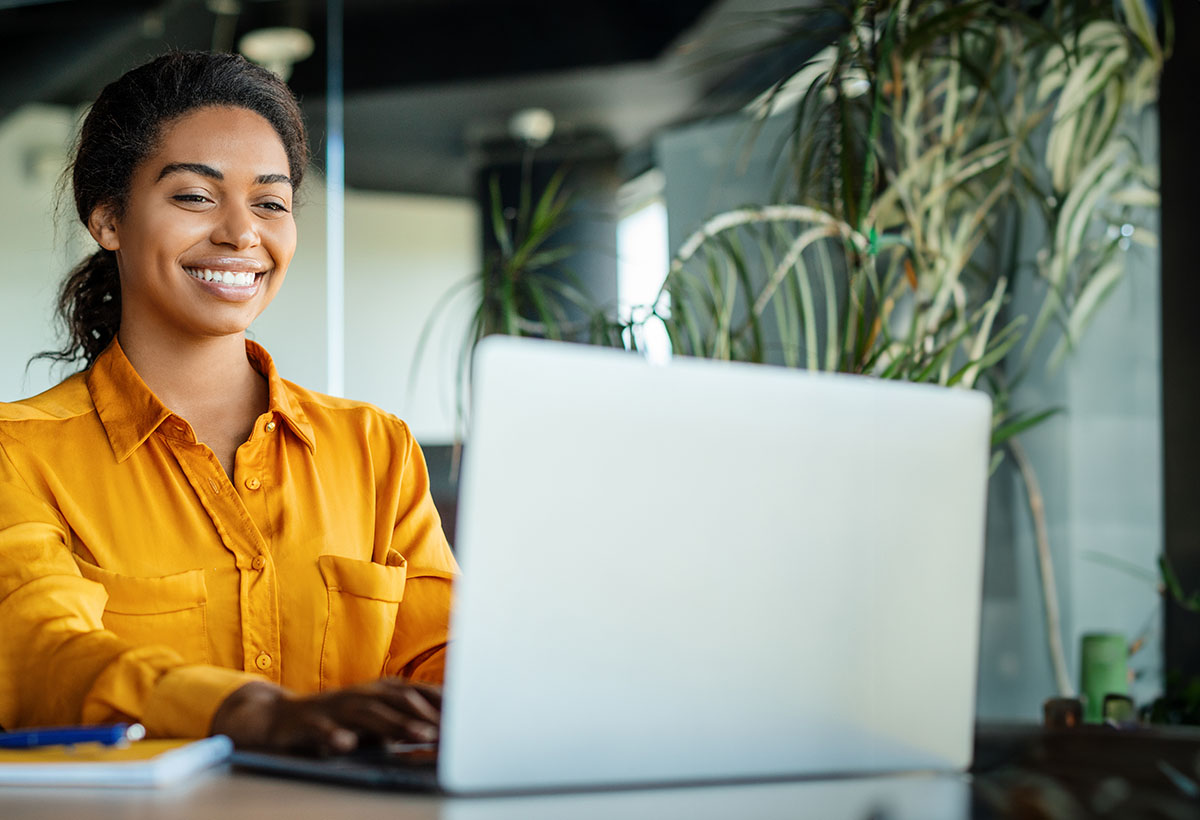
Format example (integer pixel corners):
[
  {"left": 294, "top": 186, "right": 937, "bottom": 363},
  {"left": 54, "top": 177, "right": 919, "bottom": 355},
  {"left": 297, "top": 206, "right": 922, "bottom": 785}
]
[
  {"left": 252, "top": 681, "right": 443, "bottom": 753},
  {"left": 399, "top": 680, "right": 443, "bottom": 710},
  {"left": 269, "top": 707, "right": 359, "bottom": 755},
  {"left": 327, "top": 697, "right": 438, "bottom": 743},
  {"left": 365, "top": 681, "right": 442, "bottom": 724},
  {"left": 370, "top": 676, "right": 443, "bottom": 705}
]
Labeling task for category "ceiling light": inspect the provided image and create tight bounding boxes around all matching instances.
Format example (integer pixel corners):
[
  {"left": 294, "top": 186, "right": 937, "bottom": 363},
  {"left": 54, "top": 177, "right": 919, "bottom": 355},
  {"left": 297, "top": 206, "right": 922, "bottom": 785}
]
[
  {"left": 239, "top": 26, "right": 314, "bottom": 80},
  {"left": 508, "top": 108, "right": 556, "bottom": 148}
]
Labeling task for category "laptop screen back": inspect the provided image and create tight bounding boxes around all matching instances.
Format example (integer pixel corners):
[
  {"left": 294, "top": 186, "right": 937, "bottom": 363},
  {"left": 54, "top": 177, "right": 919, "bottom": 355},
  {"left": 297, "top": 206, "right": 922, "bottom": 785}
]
[{"left": 440, "top": 338, "right": 992, "bottom": 793}]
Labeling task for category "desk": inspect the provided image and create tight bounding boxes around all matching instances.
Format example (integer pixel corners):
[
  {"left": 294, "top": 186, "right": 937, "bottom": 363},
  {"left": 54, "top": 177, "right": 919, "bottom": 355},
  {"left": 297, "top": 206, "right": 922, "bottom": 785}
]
[
  {"left": 0, "top": 770, "right": 970, "bottom": 820},
  {"left": 3, "top": 725, "right": 1199, "bottom": 819}
]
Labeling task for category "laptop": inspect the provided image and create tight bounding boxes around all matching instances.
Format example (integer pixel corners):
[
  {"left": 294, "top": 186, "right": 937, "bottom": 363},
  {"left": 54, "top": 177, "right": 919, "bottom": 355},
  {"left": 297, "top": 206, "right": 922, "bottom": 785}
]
[{"left": 234, "top": 336, "right": 993, "bottom": 794}]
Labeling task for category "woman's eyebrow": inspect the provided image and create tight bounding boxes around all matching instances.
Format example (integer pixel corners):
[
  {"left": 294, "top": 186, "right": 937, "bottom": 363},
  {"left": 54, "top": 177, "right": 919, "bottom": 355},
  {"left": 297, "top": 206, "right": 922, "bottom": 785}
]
[
  {"left": 256, "top": 173, "right": 293, "bottom": 187},
  {"left": 155, "top": 164, "right": 292, "bottom": 187},
  {"left": 157, "top": 162, "right": 221, "bottom": 181}
]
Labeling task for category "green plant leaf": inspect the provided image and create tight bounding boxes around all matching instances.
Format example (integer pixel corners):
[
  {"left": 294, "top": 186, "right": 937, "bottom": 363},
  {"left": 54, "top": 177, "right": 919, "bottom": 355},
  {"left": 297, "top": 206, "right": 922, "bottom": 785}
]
[
  {"left": 1119, "top": 0, "right": 1162, "bottom": 63},
  {"left": 406, "top": 274, "right": 482, "bottom": 404},
  {"left": 1158, "top": 554, "right": 1193, "bottom": 607},
  {"left": 531, "top": 168, "right": 569, "bottom": 237},
  {"left": 991, "top": 407, "right": 1063, "bottom": 448},
  {"left": 898, "top": 1, "right": 991, "bottom": 59},
  {"left": 948, "top": 317, "right": 1022, "bottom": 387},
  {"left": 723, "top": 231, "right": 766, "bottom": 362},
  {"left": 1047, "top": 256, "right": 1125, "bottom": 369},
  {"left": 488, "top": 174, "right": 513, "bottom": 258},
  {"left": 988, "top": 449, "right": 1005, "bottom": 476}
]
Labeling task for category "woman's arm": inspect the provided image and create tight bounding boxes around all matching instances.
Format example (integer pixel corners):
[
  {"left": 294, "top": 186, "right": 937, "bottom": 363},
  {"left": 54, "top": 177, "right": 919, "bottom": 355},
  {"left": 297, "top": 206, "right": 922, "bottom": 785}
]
[
  {"left": 0, "top": 441, "right": 259, "bottom": 735},
  {"left": 380, "top": 421, "right": 459, "bottom": 684}
]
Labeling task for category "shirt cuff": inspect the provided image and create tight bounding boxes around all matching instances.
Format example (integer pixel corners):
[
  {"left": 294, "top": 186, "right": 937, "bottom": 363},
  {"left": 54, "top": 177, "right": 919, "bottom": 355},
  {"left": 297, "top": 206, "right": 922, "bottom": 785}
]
[{"left": 141, "top": 665, "right": 265, "bottom": 739}]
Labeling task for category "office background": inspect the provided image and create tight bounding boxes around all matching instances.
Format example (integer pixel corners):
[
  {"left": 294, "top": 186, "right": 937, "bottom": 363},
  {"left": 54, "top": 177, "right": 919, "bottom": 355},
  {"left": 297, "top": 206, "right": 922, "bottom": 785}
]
[{"left": 0, "top": 0, "right": 1193, "bottom": 724}]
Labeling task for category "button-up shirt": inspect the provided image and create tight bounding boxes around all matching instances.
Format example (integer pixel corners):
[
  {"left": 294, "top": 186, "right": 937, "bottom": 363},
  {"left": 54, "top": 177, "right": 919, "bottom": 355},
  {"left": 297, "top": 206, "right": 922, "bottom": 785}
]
[{"left": 0, "top": 339, "right": 457, "bottom": 738}]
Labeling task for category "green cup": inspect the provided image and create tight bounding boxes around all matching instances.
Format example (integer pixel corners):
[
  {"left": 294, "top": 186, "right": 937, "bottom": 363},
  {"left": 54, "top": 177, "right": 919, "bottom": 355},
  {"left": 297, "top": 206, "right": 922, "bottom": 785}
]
[{"left": 1080, "top": 632, "right": 1129, "bottom": 723}]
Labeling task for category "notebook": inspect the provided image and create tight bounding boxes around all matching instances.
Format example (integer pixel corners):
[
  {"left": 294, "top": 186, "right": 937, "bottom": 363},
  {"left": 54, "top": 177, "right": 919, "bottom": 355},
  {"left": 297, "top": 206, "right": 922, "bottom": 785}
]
[
  {"left": 0, "top": 736, "right": 232, "bottom": 788},
  {"left": 238, "top": 336, "right": 993, "bottom": 794}
]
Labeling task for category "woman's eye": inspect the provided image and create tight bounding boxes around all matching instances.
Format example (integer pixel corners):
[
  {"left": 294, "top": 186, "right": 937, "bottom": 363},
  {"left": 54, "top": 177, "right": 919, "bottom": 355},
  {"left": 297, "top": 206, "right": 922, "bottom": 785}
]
[
  {"left": 255, "top": 202, "right": 290, "bottom": 213},
  {"left": 172, "top": 194, "right": 210, "bottom": 204}
]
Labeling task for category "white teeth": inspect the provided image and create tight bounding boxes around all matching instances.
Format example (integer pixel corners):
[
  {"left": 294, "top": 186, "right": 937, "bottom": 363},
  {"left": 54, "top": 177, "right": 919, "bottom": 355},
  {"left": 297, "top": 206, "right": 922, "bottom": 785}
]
[{"left": 185, "top": 268, "right": 259, "bottom": 287}]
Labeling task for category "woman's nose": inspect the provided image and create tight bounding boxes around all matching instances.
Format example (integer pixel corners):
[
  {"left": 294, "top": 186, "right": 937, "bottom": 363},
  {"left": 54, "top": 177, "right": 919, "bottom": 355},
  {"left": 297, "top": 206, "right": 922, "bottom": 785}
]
[{"left": 211, "top": 204, "right": 260, "bottom": 250}]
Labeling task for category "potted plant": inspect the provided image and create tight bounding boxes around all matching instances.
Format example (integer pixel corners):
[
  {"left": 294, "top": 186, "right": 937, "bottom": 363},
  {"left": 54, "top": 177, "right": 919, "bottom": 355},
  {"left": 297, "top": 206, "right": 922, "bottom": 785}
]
[{"left": 638, "top": 0, "right": 1167, "bottom": 698}]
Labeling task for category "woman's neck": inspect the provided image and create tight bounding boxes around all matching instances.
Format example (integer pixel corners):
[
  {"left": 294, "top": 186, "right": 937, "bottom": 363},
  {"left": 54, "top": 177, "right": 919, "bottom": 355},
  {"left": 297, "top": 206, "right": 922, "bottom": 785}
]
[
  {"left": 117, "top": 325, "right": 269, "bottom": 477},
  {"left": 118, "top": 326, "right": 261, "bottom": 412}
]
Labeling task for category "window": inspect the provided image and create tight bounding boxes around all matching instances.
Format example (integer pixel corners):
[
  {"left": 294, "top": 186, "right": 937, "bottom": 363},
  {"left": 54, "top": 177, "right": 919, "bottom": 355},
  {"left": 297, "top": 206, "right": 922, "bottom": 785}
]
[{"left": 617, "top": 171, "right": 670, "bottom": 365}]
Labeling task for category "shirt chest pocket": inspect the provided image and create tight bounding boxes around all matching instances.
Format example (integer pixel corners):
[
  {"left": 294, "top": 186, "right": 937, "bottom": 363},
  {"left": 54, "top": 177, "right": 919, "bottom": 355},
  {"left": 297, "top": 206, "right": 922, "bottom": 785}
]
[
  {"left": 317, "top": 549, "right": 407, "bottom": 690},
  {"left": 73, "top": 558, "right": 210, "bottom": 665}
]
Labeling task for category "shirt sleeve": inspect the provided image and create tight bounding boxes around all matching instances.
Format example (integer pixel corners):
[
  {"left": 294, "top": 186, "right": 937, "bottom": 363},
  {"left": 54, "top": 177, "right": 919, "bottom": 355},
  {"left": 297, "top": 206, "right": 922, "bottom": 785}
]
[
  {"left": 383, "top": 425, "right": 458, "bottom": 684},
  {"left": 0, "top": 438, "right": 260, "bottom": 737}
]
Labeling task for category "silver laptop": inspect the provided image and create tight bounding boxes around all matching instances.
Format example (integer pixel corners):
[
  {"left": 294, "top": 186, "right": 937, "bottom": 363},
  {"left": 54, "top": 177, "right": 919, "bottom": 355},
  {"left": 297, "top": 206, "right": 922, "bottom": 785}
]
[
  {"left": 236, "top": 336, "right": 992, "bottom": 795},
  {"left": 439, "top": 336, "right": 991, "bottom": 793}
]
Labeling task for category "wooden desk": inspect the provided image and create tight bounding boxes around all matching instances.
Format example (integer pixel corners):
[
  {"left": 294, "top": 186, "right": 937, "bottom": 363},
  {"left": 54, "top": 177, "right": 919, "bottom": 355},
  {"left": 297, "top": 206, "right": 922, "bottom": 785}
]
[
  {"left": 4, "top": 724, "right": 1198, "bottom": 819},
  {"left": 0, "top": 769, "right": 970, "bottom": 820}
]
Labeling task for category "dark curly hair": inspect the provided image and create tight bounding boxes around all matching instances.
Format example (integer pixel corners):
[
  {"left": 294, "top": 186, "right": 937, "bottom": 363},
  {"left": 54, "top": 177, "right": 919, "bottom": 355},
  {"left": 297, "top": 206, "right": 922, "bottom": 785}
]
[{"left": 40, "top": 51, "right": 309, "bottom": 370}]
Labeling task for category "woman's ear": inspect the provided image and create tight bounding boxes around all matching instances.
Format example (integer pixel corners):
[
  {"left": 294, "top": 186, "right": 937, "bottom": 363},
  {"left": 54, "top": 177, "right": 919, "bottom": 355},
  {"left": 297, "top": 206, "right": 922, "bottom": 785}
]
[{"left": 87, "top": 204, "right": 120, "bottom": 251}]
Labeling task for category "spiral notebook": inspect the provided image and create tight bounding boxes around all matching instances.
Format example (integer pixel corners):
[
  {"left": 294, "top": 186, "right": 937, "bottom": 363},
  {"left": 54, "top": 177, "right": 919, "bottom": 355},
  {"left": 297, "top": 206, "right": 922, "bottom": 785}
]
[{"left": 0, "top": 736, "right": 232, "bottom": 788}]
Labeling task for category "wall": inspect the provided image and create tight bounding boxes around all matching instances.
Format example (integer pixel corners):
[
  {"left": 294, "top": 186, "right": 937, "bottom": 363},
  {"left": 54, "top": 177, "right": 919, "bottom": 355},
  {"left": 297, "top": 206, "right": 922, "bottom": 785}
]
[
  {"left": 0, "top": 104, "right": 478, "bottom": 447},
  {"left": 343, "top": 188, "right": 478, "bottom": 443},
  {"left": 0, "top": 104, "right": 85, "bottom": 400},
  {"left": 656, "top": 114, "right": 787, "bottom": 256}
]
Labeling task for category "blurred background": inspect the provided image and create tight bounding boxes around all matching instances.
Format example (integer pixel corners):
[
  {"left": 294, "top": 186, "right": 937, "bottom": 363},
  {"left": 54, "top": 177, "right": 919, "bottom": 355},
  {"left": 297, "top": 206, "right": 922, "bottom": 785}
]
[{"left": 0, "top": 0, "right": 1195, "bottom": 729}]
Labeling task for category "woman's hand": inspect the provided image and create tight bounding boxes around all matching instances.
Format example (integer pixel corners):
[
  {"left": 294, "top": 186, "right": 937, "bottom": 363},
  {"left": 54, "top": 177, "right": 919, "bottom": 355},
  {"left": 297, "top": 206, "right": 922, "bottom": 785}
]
[{"left": 209, "top": 677, "right": 442, "bottom": 754}]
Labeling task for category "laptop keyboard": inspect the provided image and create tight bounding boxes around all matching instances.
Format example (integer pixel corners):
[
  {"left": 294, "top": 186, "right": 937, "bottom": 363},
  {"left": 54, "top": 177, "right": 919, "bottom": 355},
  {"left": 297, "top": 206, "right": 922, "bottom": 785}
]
[{"left": 231, "top": 743, "right": 440, "bottom": 791}]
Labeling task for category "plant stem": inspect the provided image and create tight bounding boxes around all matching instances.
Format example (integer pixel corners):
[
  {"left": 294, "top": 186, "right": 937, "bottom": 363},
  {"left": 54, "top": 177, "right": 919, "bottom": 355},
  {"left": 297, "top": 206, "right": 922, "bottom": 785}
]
[
  {"left": 857, "top": 6, "right": 895, "bottom": 235},
  {"left": 1009, "top": 436, "right": 1076, "bottom": 697},
  {"left": 672, "top": 206, "right": 867, "bottom": 269}
]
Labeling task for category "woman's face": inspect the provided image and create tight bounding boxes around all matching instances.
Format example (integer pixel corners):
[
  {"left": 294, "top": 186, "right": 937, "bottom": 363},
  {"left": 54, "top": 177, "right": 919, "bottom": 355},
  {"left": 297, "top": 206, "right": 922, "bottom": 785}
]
[{"left": 89, "top": 105, "right": 297, "bottom": 343}]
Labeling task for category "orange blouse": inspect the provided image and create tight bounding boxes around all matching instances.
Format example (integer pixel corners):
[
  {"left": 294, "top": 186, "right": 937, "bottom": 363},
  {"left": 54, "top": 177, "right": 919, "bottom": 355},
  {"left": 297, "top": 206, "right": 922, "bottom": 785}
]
[{"left": 0, "top": 339, "right": 457, "bottom": 738}]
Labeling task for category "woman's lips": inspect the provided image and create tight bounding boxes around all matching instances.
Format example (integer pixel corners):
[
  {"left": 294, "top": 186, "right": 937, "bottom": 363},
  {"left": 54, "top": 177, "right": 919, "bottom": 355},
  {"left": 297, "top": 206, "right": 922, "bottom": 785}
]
[
  {"left": 184, "top": 266, "right": 267, "bottom": 301},
  {"left": 186, "top": 267, "right": 259, "bottom": 286}
]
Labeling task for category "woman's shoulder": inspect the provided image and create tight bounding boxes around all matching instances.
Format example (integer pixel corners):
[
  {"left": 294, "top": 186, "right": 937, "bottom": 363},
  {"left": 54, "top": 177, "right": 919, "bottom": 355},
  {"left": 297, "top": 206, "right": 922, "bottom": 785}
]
[
  {"left": 279, "top": 378, "right": 414, "bottom": 440},
  {"left": 0, "top": 373, "right": 94, "bottom": 425}
]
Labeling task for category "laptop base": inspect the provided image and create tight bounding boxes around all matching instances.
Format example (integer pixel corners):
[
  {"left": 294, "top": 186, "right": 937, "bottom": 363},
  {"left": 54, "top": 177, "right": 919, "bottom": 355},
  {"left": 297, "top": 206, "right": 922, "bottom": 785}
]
[{"left": 231, "top": 747, "right": 440, "bottom": 792}]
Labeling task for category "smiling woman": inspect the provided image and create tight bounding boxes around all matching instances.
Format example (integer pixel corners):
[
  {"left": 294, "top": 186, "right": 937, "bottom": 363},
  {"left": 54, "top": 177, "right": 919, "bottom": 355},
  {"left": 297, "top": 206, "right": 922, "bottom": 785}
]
[{"left": 0, "top": 53, "right": 457, "bottom": 753}]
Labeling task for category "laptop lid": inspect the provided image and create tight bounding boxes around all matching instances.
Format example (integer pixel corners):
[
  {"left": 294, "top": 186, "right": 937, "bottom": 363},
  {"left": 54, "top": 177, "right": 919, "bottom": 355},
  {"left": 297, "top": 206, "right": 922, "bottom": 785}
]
[{"left": 440, "top": 337, "right": 992, "bottom": 794}]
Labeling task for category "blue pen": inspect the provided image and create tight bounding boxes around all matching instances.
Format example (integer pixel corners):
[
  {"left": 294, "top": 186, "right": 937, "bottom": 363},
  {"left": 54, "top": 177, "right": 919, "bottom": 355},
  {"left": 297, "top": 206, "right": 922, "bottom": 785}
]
[{"left": 0, "top": 723, "right": 146, "bottom": 749}]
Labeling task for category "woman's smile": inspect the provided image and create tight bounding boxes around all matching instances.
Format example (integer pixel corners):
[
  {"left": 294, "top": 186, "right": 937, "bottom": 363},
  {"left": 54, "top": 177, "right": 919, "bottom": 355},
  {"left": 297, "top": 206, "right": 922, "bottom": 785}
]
[
  {"left": 183, "top": 260, "right": 270, "bottom": 302},
  {"left": 184, "top": 268, "right": 266, "bottom": 299}
]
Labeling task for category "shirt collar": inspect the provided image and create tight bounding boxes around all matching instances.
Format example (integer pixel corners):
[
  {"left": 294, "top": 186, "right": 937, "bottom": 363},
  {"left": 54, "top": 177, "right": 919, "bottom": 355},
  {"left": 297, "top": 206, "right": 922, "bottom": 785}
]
[
  {"left": 244, "top": 339, "right": 315, "bottom": 452},
  {"left": 88, "top": 337, "right": 315, "bottom": 463}
]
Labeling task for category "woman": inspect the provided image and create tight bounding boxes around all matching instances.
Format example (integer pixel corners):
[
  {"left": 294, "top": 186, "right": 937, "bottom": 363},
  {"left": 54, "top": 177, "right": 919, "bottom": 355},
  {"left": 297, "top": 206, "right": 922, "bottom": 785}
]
[{"left": 0, "top": 52, "right": 457, "bottom": 753}]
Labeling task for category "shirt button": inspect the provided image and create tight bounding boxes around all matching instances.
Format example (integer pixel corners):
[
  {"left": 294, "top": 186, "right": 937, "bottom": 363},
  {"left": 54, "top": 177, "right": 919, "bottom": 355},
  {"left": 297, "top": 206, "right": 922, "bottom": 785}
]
[
  {"left": 245, "top": 477, "right": 262, "bottom": 490},
  {"left": 251, "top": 555, "right": 267, "bottom": 571},
  {"left": 265, "top": 420, "right": 277, "bottom": 432},
  {"left": 255, "top": 652, "right": 273, "bottom": 670}
]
